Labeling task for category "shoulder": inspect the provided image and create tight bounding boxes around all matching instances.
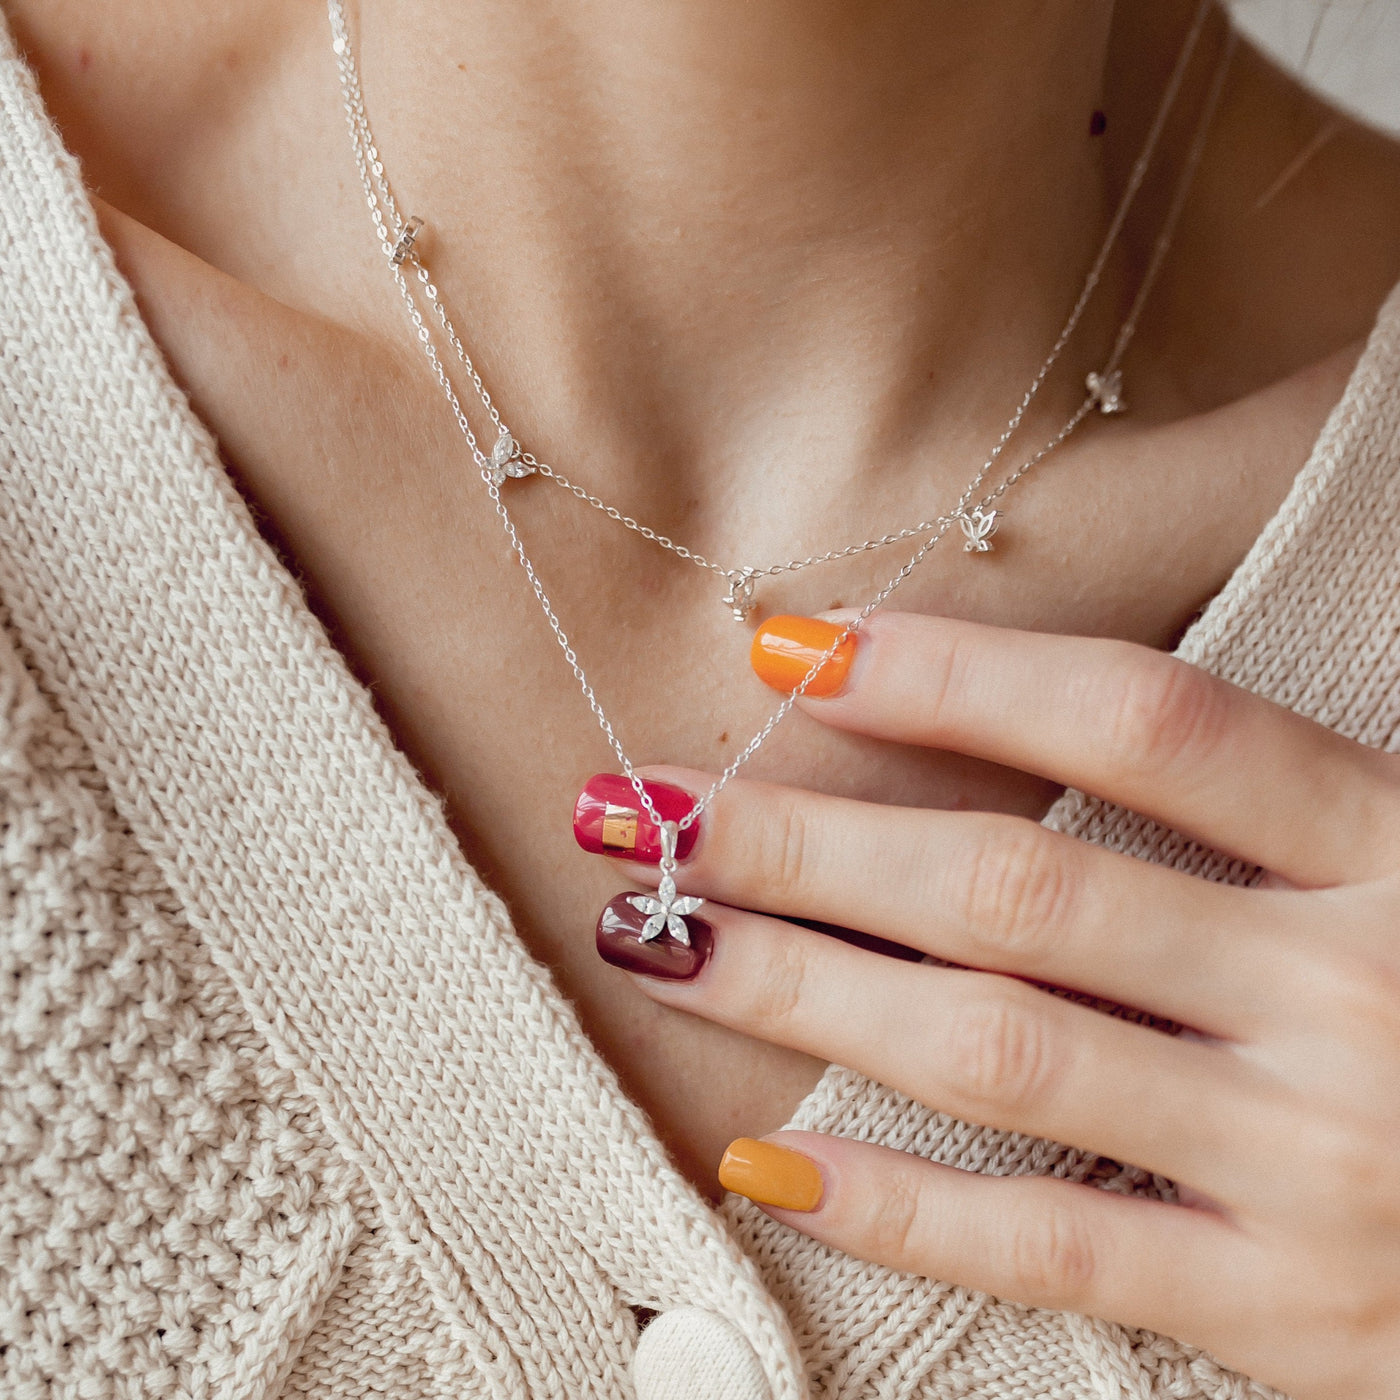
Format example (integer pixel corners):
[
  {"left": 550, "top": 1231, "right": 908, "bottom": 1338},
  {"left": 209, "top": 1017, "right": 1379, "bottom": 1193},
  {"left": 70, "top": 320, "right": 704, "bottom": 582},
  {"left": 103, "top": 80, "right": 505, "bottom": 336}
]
[
  {"left": 1126, "top": 25, "right": 1400, "bottom": 417},
  {"left": 2, "top": 0, "right": 323, "bottom": 226}
]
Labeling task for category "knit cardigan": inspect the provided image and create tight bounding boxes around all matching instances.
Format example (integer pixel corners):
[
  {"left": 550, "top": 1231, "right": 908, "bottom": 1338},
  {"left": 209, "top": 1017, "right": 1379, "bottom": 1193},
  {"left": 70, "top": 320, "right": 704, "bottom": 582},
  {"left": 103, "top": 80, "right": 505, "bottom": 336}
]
[{"left": 3, "top": 18, "right": 1399, "bottom": 1400}]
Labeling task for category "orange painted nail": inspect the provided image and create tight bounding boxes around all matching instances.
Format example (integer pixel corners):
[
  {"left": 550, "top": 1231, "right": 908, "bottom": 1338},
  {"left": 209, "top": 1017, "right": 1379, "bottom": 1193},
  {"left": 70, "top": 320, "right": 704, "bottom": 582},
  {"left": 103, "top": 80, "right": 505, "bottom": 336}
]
[
  {"left": 749, "top": 616, "right": 856, "bottom": 697},
  {"left": 718, "top": 1137, "right": 824, "bottom": 1212}
]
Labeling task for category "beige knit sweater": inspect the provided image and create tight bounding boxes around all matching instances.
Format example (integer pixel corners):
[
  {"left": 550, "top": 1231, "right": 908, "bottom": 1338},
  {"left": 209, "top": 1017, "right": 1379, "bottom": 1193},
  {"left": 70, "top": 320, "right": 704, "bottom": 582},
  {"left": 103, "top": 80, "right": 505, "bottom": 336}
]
[{"left": 2, "top": 17, "right": 1399, "bottom": 1400}]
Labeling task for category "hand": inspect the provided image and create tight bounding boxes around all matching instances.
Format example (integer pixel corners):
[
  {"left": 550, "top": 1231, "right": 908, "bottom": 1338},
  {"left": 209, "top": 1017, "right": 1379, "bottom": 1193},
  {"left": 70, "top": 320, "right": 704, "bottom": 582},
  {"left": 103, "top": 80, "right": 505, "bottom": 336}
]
[{"left": 593, "top": 611, "right": 1400, "bottom": 1400}]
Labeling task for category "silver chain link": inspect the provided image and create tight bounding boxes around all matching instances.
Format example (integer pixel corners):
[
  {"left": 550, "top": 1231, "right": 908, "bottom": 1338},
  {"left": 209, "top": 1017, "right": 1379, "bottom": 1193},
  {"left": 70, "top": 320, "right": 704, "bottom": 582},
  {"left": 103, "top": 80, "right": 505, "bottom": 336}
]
[{"left": 325, "top": 0, "right": 1226, "bottom": 833}]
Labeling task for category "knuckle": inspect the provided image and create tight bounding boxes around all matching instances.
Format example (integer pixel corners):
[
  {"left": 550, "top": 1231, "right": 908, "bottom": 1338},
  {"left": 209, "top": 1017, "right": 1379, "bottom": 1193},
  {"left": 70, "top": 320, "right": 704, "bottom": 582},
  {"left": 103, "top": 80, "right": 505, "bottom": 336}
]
[
  {"left": 955, "top": 820, "right": 1078, "bottom": 963},
  {"left": 1008, "top": 1194, "right": 1098, "bottom": 1304},
  {"left": 1325, "top": 1281, "right": 1400, "bottom": 1349},
  {"left": 1102, "top": 651, "right": 1229, "bottom": 779},
  {"left": 734, "top": 931, "right": 811, "bottom": 1035},
  {"left": 947, "top": 988, "right": 1059, "bottom": 1118},
  {"left": 921, "top": 621, "right": 975, "bottom": 732},
  {"left": 1310, "top": 943, "right": 1400, "bottom": 1051},
  {"left": 759, "top": 798, "right": 814, "bottom": 905},
  {"left": 864, "top": 1164, "right": 927, "bottom": 1265},
  {"left": 1301, "top": 1112, "right": 1400, "bottom": 1217}
]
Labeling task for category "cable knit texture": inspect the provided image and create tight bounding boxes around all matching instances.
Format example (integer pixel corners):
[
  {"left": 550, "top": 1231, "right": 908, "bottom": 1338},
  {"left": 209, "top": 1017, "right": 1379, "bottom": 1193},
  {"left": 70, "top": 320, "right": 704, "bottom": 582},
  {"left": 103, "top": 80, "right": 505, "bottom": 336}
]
[{"left": 1, "top": 17, "right": 1398, "bottom": 1400}]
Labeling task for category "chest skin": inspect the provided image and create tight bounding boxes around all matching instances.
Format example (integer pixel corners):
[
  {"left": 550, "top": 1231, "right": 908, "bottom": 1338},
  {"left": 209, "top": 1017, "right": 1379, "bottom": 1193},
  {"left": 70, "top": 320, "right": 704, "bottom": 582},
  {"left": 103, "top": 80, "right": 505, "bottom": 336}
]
[{"left": 14, "top": 0, "right": 1400, "bottom": 1193}]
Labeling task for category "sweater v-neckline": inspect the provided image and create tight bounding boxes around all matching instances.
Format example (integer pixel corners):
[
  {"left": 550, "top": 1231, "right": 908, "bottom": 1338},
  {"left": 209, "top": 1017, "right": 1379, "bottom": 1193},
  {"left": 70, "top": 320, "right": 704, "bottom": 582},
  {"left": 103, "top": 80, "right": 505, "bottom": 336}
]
[
  {"left": 3, "top": 17, "right": 1400, "bottom": 1395},
  {"left": 0, "top": 23, "right": 812, "bottom": 1398}
]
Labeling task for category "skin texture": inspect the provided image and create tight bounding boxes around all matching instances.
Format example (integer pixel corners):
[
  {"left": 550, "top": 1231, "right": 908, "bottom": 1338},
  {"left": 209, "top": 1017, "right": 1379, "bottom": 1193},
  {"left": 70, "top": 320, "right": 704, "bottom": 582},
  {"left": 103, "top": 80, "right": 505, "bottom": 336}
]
[{"left": 6, "top": 4, "right": 1400, "bottom": 1372}]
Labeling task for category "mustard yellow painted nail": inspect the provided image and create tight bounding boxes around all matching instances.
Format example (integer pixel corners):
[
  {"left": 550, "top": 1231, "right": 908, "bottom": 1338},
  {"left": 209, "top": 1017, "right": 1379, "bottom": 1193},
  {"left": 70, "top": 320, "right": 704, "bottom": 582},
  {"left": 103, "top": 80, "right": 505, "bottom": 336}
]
[{"left": 718, "top": 1137, "right": 824, "bottom": 1212}]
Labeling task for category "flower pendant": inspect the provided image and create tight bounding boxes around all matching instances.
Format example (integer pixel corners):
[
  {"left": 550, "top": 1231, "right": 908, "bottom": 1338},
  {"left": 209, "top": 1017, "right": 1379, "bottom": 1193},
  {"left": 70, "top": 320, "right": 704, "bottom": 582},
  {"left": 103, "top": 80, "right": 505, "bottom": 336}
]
[
  {"left": 625, "top": 819, "right": 704, "bottom": 944},
  {"left": 627, "top": 870, "right": 705, "bottom": 945}
]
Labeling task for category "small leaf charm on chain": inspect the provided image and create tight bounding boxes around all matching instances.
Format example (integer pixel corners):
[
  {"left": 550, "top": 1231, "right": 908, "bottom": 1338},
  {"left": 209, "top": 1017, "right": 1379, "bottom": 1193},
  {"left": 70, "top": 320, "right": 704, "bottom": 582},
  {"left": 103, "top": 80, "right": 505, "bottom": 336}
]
[
  {"left": 626, "top": 822, "right": 704, "bottom": 945},
  {"left": 722, "top": 569, "right": 759, "bottom": 623},
  {"left": 1086, "top": 369, "right": 1127, "bottom": 415},
  {"left": 955, "top": 508, "right": 999, "bottom": 554},
  {"left": 489, "top": 429, "right": 536, "bottom": 486}
]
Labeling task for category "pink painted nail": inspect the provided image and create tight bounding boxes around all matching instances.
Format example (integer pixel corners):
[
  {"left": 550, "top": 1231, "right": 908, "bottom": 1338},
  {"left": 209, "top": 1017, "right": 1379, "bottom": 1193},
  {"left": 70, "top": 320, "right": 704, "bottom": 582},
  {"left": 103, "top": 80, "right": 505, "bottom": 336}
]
[{"left": 572, "top": 774, "right": 699, "bottom": 864}]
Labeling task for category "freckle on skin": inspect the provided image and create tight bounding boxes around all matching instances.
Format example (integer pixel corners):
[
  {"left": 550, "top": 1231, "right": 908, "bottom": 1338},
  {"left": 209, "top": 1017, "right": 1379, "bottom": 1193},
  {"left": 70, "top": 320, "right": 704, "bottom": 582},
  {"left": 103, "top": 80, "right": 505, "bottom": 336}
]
[
  {"left": 76, "top": 48, "right": 92, "bottom": 73},
  {"left": 277, "top": 353, "right": 290, "bottom": 370},
  {"left": 718, "top": 731, "right": 729, "bottom": 744}
]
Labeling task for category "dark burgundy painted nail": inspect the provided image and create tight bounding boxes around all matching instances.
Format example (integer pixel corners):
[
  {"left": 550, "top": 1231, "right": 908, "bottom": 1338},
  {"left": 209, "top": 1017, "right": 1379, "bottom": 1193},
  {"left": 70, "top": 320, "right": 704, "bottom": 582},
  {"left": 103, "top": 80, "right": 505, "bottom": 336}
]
[
  {"left": 596, "top": 893, "right": 713, "bottom": 981},
  {"left": 573, "top": 774, "right": 700, "bottom": 864}
]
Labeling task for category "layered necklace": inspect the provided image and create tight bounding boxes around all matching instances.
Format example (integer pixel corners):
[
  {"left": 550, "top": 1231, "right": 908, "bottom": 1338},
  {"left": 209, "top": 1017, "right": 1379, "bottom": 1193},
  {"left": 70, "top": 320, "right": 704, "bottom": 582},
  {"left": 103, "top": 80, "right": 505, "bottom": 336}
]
[{"left": 327, "top": 0, "right": 1235, "bottom": 947}]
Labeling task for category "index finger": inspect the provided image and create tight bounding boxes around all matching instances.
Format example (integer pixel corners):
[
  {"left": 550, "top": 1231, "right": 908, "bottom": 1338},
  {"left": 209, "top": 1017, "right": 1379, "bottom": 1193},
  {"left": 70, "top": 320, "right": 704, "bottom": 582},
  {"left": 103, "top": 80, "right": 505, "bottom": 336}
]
[{"left": 771, "top": 611, "right": 1400, "bottom": 886}]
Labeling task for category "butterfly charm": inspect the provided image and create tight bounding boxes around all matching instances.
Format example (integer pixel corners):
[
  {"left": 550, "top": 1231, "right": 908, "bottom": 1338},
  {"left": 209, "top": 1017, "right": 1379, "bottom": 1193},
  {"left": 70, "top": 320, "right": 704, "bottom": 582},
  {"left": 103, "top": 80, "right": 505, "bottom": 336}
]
[
  {"left": 957, "top": 508, "right": 999, "bottom": 554},
  {"left": 488, "top": 430, "right": 536, "bottom": 486},
  {"left": 1085, "top": 369, "right": 1127, "bottom": 415},
  {"left": 627, "top": 867, "right": 705, "bottom": 945}
]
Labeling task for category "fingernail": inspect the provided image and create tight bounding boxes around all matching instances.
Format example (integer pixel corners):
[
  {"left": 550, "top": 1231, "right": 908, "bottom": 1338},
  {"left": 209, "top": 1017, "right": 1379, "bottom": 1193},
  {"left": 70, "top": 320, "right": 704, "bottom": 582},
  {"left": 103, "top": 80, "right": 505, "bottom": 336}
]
[
  {"left": 595, "top": 893, "right": 713, "bottom": 980},
  {"left": 750, "top": 616, "right": 856, "bottom": 698},
  {"left": 573, "top": 774, "right": 700, "bottom": 863},
  {"left": 718, "top": 1137, "right": 825, "bottom": 1212}
]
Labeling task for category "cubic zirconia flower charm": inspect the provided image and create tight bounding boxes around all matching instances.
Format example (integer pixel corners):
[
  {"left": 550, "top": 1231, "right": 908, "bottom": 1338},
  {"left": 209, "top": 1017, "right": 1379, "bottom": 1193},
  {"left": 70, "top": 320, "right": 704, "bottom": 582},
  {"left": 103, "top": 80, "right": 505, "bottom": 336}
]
[
  {"left": 1086, "top": 369, "right": 1127, "bottom": 415},
  {"left": 488, "top": 429, "right": 536, "bottom": 486},
  {"left": 956, "top": 508, "right": 999, "bottom": 554},
  {"left": 626, "top": 820, "right": 704, "bottom": 945},
  {"left": 627, "top": 876, "right": 704, "bottom": 945}
]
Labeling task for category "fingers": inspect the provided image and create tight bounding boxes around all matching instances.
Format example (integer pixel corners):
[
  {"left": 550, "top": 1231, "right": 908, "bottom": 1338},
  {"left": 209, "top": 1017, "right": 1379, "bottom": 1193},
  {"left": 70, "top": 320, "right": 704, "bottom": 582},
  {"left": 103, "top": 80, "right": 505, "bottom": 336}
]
[
  {"left": 644, "top": 906, "right": 1277, "bottom": 1200},
  {"left": 728, "top": 1131, "right": 1246, "bottom": 1348},
  {"left": 789, "top": 612, "right": 1400, "bottom": 887},
  {"left": 632, "top": 768, "right": 1291, "bottom": 1038}
]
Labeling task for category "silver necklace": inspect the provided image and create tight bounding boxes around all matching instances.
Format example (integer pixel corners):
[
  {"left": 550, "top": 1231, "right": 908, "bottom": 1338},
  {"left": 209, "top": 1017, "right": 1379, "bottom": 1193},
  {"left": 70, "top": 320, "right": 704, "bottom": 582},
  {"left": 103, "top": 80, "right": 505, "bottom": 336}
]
[
  {"left": 328, "top": 0, "right": 1216, "bottom": 624},
  {"left": 327, "top": 0, "right": 1233, "bottom": 937}
]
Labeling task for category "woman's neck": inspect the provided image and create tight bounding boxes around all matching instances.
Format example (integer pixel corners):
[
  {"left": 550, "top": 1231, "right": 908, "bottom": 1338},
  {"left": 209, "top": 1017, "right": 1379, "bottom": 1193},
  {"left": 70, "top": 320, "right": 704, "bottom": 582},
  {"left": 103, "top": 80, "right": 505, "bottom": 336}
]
[
  {"left": 19, "top": 0, "right": 1232, "bottom": 536},
  {"left": 353, "top": 0, "right": 1158, "bottom": 491}
]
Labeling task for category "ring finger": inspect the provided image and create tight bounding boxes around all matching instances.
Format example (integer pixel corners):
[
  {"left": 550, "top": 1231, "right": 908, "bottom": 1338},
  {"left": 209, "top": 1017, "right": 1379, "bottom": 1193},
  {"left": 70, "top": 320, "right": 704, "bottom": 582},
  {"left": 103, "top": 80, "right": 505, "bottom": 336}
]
[{"left": 609, "top": 899, "right": 1283, "bottom": 1204}]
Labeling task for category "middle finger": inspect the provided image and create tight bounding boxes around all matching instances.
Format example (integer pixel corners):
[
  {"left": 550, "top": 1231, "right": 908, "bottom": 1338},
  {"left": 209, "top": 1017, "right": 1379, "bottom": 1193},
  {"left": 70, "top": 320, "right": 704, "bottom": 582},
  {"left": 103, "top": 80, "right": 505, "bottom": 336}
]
[{"left": 618, "top": 769, "right": 1294, "bottom": 1038}]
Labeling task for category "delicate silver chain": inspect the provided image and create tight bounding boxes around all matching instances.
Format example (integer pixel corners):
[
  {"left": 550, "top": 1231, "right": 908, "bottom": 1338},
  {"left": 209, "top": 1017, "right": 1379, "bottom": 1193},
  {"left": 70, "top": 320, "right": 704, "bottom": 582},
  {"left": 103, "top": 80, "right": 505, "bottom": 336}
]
[
  {"left": 326, "top": 0, "right": 1227, "bottom": 835},
  {"left": 328, "top": 0, "right": 1213, "bottom": 617}
]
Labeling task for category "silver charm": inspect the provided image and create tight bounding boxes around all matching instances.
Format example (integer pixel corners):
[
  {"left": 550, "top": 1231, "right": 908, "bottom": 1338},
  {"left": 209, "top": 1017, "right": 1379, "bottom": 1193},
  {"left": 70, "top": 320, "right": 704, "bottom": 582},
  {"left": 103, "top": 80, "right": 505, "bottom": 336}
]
[
  {"left": 390, "top": 215, "right": 424, "bottom": 267},
  {"left": 489, "top": 429, "right": 536, "bottom": 486},
  {"left": 1086, "top": 369, "right": 1127, "bottom": 415},
  {"left": 956, "top": 508, "right": 999, "bottom": 554},
  {"left": 627, "top": 822, "right": 704, "bottom": 944},
  {"left": 722, "top": 569, "right": 759, "bottom": 623}
]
